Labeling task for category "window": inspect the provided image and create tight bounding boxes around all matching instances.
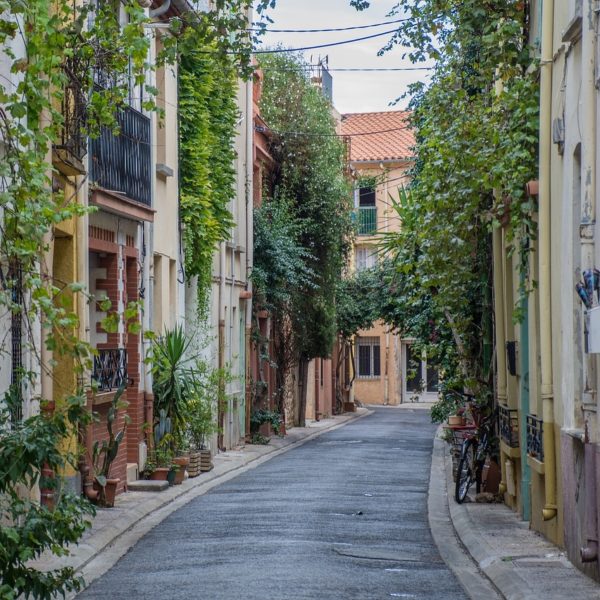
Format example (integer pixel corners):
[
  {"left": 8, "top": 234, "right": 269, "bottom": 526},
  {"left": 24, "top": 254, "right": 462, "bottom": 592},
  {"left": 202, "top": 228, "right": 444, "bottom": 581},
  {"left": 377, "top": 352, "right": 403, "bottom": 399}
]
[
  {"left": 358, "top": 186, "right": 376, "bottom": 206},
  {"left": 356, "top": 337, "right": 381, "bottom": 378},
  {"left": 355, "top": 246, "right": 377, "bottom": 271}
]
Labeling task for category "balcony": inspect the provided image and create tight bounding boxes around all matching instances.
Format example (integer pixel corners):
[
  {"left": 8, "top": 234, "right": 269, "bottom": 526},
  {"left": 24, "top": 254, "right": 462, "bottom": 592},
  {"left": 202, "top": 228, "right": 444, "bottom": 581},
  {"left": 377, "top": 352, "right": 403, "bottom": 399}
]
[
  {"left": 499, "top": 405, "right": 519, "bottom": 447},
  {"left": 356, "top": 206, "right": 377, "bottom": 236},
  {"left": 53, "top": 59, "right": 87, "bottom": 175},
  {"left": 526, "top": 414, "right": 544, "bottom": 462},
  {"left": 90, "top": 105, "right": 151, "bottom": 206},
  {"left": 92, "top": 348, "right": 127, "bottom": 393}
]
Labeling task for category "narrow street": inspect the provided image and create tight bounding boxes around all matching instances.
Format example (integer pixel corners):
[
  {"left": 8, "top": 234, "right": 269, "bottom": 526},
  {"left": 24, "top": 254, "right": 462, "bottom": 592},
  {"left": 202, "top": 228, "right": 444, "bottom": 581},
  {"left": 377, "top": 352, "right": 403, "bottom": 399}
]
[{"left": 78, "top": 408, "right": 467, "bottom": 600}]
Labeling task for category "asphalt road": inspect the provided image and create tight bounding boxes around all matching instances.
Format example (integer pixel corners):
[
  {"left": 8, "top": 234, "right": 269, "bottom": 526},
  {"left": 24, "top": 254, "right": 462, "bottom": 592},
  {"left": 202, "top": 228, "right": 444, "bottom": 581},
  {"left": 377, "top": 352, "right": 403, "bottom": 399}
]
[{"left": 78, "top": 407, "right": 467, "bottom": 600}]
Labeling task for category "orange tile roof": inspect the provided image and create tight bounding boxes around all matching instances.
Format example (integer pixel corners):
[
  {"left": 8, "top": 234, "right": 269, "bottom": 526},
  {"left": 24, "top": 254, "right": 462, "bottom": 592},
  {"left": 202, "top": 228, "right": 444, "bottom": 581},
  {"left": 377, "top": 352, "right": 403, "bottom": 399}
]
[{"left": 341, "top": 110, "right": 414, "bottom": 162}]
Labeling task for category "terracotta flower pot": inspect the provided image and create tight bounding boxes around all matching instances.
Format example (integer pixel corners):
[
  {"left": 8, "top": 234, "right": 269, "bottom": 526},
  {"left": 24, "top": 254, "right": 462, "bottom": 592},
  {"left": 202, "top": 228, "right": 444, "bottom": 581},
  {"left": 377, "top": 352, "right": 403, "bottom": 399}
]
[
  {"left": 172, "top": 456, "right": 190, "bottom": 485},
  {"left": 149, "top": 467, "right": 170, "bottom": 481},
  {"left": 93, "top": 477, "right": 120, "bottom": 508},
  {"left": 448, "top": 415, "right": 465, "bottom": 426},
  {"left": 103, "top": 478, "right": 120, "bottom": 508}
]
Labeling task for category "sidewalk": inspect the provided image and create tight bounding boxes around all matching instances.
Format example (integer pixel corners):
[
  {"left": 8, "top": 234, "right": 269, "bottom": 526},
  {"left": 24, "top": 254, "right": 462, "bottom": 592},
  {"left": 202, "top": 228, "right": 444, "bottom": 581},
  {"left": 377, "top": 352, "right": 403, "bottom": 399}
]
[
  {"left": 33, "top": 409, "right": 370, "bottom": 594},
  {"left": 429, "top": 428, "right": 600, "bottom": 600}
]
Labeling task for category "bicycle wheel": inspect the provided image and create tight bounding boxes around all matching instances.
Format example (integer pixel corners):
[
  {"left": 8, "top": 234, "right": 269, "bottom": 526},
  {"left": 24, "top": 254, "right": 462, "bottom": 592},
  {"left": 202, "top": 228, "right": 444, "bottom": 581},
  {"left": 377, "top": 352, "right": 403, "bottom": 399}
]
[{"left": 455, "top": 439, "right": 476, "bottom": 503}]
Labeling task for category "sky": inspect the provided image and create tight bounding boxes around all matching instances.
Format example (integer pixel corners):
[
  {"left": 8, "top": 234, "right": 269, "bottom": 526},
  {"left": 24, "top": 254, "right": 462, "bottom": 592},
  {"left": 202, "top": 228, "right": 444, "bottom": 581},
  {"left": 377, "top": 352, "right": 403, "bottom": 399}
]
[{"left": 255, "top": 0, "right": 432, "bottom": 115}]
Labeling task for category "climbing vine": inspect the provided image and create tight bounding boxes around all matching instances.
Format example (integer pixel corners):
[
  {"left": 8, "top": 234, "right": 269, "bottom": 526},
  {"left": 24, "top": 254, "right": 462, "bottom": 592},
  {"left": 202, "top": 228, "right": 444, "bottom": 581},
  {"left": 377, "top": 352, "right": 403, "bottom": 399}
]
[
  {"left": 178, "top": 35, "right": 237, "bottom": 306},
  {"left": 0, "top": 1, "right": 270, "bottom": 597}
]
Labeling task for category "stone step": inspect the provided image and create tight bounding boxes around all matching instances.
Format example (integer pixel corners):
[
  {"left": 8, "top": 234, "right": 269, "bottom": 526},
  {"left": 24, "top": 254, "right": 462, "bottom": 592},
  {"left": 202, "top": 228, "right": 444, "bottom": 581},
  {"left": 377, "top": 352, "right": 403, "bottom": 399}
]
[{"left": 127, "top": 480, "right": 169, "bottom": 492}]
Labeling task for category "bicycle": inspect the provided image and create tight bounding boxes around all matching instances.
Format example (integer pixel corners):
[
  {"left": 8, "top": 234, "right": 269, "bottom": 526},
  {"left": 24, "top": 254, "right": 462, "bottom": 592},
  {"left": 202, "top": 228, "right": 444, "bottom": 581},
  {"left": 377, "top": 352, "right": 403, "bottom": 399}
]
[{"left": 454, "top": 403, "right": 495, "bottom": 504}]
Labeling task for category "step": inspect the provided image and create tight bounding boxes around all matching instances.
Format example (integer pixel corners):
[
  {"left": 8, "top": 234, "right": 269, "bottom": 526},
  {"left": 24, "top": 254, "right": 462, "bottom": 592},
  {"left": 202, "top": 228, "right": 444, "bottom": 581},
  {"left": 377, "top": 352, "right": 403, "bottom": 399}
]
[{"left": 127, "top": 480, "right": 169, "bottom": 492}]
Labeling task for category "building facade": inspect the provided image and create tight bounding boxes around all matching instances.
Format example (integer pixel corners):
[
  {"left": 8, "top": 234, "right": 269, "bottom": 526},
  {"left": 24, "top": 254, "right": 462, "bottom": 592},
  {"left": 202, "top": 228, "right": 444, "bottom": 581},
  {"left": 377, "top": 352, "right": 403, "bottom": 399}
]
[{"left": 341, "top": 111, "right": 418, "bottom": 406}]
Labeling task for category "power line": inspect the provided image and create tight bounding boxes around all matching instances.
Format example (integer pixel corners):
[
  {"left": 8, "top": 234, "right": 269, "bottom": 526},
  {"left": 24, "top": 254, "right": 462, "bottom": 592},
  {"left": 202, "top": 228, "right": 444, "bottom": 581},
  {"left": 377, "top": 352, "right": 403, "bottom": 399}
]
[
  {"left": 260, "top": 65, "right": 432, "bottom": 72},
  {"left": 323, "top": 67, "right": 430, "bottom": 72},
  {"left": 251, "top": 17, "right": 409, "bottom": 34},
  {"left": 246, "top": 28, "right": 402, "bottom": 55}
]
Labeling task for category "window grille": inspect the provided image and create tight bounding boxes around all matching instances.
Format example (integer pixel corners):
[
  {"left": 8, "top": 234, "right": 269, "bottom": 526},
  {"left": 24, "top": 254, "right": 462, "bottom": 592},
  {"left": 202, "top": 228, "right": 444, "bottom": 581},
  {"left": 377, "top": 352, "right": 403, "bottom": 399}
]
[
  {"left": 10, "top": 262, "right": 23, "bottom": 424},
  {"left": 356, "top": 336, "right": 381, "bottom": 378}
]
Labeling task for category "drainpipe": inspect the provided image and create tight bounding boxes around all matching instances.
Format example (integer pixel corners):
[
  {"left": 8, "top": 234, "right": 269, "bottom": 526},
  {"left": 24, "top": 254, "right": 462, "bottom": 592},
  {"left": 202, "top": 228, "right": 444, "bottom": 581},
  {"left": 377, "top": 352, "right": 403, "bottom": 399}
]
[
  {"left": 581, "top": 434, "right": 598, "bottom": 561},
  {"left": 493, "top": 225, "right": 508, "bottom": 495},
  {"left": 149, "top": 0, "right": 170, "bottom": 18},
  {"left": 218, "top": 240, "right": 226, "bottom": 451},
  {"left": 539, "top": 0, "right": 557, "bottom": 522},
  {"left": 519, "top": 284, "right": 531, "bottom": 521},
  {"left": 245, "top": 66, "right": 253, "bottom": 439},
  {"left": 580, "top": 0, "right": 598, "bottom": 551}
]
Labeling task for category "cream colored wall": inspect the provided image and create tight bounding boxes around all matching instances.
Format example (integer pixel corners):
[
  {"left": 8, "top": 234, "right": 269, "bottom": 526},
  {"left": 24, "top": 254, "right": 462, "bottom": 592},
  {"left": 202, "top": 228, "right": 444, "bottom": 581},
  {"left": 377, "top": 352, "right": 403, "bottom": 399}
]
[
  {"left": 202, "top": 79, "right": 251, "bottom": 450},
  {"left": 354, "top": 320, "right": 401, "bottom": 406},
  {"left": 153, "top": 40, "right": 182, "bottom": 335},
  {"left": 351, "top": 160, "right": 411, "bottom": 406}
]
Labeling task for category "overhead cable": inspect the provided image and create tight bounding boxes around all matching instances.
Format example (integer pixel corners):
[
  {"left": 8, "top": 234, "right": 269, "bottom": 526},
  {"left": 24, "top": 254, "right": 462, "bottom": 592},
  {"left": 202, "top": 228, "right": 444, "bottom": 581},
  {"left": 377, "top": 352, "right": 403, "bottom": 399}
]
[
  {"left": 206, "top": 28, "right": 403, "bottom": 55},
  {"left": 251, "top": 17, "right": 410, "bottom": 33}
]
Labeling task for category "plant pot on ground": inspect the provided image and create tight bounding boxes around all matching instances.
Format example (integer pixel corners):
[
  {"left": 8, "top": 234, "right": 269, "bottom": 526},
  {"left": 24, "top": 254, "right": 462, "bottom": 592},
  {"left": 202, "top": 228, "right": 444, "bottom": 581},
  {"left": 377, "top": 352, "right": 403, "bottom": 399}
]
[
  {"left": 93, "top": 477, "right": 120, "bottom": 507},
  {"left": 92, "top": 385, "right": 130, "bottom": 507},
  {"left": 172, "top": 455, "right": 189, "bottom": 484}
]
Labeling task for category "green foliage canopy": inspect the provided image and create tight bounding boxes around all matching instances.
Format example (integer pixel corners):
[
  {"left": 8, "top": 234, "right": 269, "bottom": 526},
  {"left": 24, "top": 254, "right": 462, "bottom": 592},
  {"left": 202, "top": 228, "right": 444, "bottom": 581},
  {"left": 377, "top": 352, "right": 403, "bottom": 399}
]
[{"left": 258, "top": 51, "right": 354, "bottom": 362}]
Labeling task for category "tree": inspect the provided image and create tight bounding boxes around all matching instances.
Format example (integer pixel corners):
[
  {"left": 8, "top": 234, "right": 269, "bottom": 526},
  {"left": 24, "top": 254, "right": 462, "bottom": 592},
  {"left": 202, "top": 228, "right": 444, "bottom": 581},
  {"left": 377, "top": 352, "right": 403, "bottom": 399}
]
[
  {"left": 358, "top": 1, "right": 539, "bottom": 418},
  {"left": 258, "top": 52, "right": 354, "bottom": 425}
]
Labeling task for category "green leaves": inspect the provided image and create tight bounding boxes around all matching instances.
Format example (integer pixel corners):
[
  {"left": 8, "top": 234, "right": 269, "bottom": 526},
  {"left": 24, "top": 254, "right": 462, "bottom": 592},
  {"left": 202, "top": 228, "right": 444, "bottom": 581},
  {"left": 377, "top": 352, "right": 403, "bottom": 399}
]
[
  {"left": 258, "top": 51, "right": 353, "bottom": 362},
  {"left": 370, "top": 0, "right": 537, "bottom": 417},
  {"left": 179, "top": 36, "right": 237, "bottom": 308}
]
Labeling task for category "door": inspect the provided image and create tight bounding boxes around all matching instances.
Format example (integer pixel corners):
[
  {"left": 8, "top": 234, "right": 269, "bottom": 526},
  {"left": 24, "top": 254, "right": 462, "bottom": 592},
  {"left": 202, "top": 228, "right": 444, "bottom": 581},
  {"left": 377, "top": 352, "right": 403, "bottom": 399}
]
[{"left": 402, "top": 342, "right": 439, "bottom": 402}]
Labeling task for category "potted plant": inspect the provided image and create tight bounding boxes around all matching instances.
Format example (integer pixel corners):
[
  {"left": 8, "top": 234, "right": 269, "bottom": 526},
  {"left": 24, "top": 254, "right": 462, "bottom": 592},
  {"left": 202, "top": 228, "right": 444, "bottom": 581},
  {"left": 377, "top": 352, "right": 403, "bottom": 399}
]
[
  {"left": 186, "top": 369, "right": 220, "bottom": 476},
  {"left": 92, "top": 386, "right": 130, "bottom": 507},
  {"left": 150, "top": 326, "right": 195, "bottom": 482}
]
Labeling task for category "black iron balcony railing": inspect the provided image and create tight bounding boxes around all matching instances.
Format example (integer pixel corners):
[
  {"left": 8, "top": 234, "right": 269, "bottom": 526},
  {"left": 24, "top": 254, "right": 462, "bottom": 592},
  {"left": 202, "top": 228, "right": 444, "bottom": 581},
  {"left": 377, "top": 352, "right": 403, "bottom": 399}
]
[
  {"left": 526, "top": 414, "right": 544, "bottom": 462},
  {"left": 54, "top": 59, "right": 87, "bottom": 163},
  {"left": 499, "top": 405, "right": 519, "bottom": 448},
  {"left": 92, "top": 348, "right": 127, "bottom": 393},
  {"left": 90, "top": 104, "right": 151, "bottom": 206},
  {"left": 356, "top": 206, "right": 377, "bottom": 235}
]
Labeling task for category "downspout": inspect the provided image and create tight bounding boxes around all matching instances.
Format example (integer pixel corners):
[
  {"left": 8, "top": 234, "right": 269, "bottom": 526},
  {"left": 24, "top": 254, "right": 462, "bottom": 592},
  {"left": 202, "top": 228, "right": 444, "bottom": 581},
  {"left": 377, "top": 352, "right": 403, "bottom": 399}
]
[
  {"left": 580, "top": 0, "right": 598, "bottom": 554},
  {"left": 581, "top": 432, "right": 598, "bottom": 561},
  {"left": 539, "top": 0, "right": 557, "bottom": 522},
  {"left": 149, "top": 0, "right": 170, "bottom": 18},
  {"left": 218, "top": 240, "right": 226, "bottom": 451},
  {"left": 519, "top": 277, "right": 531, "bottom": 521},
  {"left": 493, "top": 224, "right": 508, "bottom": 495},
  {"left": 245, "top": 65, "right": 253, "bottom": 440}
]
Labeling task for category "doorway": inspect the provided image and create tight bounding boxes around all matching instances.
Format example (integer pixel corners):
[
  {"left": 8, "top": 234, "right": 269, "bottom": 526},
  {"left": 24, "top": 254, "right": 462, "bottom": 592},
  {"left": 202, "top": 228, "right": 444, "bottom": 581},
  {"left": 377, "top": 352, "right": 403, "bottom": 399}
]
[{"left": 402, "top": 342, "right": 438, "bottom": 402}]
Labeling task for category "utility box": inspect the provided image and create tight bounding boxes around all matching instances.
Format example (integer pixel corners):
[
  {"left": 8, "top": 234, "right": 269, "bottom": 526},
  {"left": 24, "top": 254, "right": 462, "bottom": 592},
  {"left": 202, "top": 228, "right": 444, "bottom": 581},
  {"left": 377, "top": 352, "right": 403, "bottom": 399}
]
[{"left": 587, "top": 307, "right": 600, "bottom": 353}]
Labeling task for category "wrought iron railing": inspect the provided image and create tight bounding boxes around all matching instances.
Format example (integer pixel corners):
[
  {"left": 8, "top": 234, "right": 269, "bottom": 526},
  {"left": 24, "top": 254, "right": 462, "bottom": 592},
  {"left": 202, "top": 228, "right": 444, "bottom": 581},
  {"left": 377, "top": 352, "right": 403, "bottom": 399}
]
[
  {"left": 92, "top": 348, "right": 127, "bottom": 393},
  {"left": 54, "top": 59, "right": 87, "bottom": 162},
  {"left": 90, "top": 104, "right": 151, "bottom": 206},
  {"left": 526, "top": 414, "right": 544, "bottom": 462},
  {"left": 356, "top": 206, "right": 377, "bottom": 235},
  {"left": 499, "top": 405, "right": 519, "bottom": 448}
]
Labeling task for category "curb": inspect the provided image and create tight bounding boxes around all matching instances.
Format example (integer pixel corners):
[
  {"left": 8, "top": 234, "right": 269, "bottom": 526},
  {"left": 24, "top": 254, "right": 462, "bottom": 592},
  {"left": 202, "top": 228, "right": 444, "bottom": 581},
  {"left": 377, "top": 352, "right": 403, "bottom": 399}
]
[
  {"left": 439, "top": 430, "right": 536, "bottom": 600},
  {"left": 431, "top": 425, "right": 544, "bottom": 600},
  {"left": 428, "top": 432, "right": 503, "bottom": 600},
  {"left": 60, "top": 408, "right": 372, "bottom": 595}
]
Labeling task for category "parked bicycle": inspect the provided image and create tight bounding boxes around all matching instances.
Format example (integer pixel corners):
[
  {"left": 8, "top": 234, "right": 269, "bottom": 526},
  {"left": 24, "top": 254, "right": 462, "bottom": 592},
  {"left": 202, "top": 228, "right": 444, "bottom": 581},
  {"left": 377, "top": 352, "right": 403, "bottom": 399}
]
[{"left": 454, "top": 399, "right": 496, "bottom": 504}]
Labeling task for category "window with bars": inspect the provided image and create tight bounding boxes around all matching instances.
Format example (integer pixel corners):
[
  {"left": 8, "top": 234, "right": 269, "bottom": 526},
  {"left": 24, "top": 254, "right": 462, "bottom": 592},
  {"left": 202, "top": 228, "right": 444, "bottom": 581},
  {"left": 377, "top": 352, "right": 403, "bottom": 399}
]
[{"left": 356, "top": 337, "right": 381, "bottom": 378}]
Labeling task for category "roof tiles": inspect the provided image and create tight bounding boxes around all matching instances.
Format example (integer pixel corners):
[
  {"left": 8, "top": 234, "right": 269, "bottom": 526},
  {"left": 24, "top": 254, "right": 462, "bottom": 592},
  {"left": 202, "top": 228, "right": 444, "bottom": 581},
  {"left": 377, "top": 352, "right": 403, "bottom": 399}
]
[{"left": 341, "top": 110, "right": 414, "bottom": 162}]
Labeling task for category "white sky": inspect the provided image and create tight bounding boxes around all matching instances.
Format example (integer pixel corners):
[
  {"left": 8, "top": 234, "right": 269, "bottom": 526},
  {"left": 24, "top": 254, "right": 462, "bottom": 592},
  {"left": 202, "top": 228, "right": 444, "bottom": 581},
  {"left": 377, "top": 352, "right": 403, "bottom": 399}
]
[{"left": 255, "top": 0, "right": 431, "bottom": 114}]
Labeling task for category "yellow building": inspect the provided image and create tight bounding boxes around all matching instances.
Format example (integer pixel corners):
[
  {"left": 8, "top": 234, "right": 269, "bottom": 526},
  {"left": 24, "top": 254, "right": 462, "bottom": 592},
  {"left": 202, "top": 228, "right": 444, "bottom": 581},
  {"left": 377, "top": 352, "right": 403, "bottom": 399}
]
[{"left": 340, "top": 111, "right": 426, "bottom": 406}]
